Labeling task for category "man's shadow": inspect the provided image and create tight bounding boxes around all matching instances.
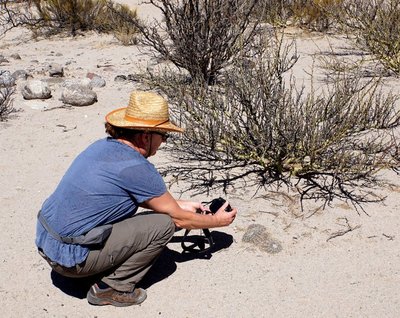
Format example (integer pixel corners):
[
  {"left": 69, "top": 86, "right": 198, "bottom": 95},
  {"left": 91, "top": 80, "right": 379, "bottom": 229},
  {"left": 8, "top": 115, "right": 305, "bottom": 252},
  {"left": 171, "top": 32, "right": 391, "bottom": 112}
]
[{"left": 51, "top": 230, "right": 233, "bottom": 299}]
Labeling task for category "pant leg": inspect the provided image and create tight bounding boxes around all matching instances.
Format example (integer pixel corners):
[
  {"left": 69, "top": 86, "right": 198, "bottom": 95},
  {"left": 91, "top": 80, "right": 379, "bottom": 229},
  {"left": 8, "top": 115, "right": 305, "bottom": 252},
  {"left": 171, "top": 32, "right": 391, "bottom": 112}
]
[{"left": 50, "top": 212, "right": 175, "bottom": 292}]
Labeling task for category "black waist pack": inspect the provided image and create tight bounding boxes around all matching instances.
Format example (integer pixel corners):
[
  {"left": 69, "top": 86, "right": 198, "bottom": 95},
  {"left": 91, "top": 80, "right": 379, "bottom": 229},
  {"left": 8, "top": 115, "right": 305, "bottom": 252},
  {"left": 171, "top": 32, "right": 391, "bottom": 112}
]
[{"left": 37, "top": 210, "right": 112, "bottom": 246}]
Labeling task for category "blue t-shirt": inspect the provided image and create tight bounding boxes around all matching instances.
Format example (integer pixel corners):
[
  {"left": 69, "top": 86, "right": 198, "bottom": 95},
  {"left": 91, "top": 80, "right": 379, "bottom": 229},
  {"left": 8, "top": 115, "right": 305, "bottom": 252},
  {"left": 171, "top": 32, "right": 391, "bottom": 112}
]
[{"left": 35, "top": 138, "right": 167, "bottom": 267}]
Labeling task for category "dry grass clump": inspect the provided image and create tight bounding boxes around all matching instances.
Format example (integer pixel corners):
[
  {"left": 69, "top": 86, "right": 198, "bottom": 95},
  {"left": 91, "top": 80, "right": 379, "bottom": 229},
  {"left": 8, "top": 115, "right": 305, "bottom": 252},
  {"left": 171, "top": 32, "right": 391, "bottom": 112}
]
[
  {"left": 141, "top": 33, "right": 400, "bottom": 210},
  {"left": 0, "top": 0, "right": 140, "bottom": 44},
  {"left": 104, "top": 2, "right": 138, "bottom": 45},
  {"left": 31, "top": 0, "right": 108, "bottom": 36},
  {"left": 290, "top": 0, "right": 343, "bottom": 31},
  {"left": 255, "top": 0, "right": 343, "bottom": 32}
]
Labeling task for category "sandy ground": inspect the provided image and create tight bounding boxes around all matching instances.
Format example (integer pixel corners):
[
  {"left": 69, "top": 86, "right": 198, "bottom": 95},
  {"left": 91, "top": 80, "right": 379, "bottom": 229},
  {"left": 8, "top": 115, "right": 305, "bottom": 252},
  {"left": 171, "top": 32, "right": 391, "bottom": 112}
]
[{"left": 1, "top": 1, "right": 399, "bottom": 317}]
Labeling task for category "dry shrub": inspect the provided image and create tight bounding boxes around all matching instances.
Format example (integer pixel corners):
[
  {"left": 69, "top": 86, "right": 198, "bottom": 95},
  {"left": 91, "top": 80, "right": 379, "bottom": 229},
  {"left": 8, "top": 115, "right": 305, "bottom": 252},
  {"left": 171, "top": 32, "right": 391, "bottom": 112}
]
[
  {"left": 0, "top": 0, "right": 35, "bottom": 36},
  {"left": 0, "top": 88, "right": 15, "bottom": 121},
  {"left": 130, "top": 0, "right": 262, "bottom": 84},
  {"left": 340, "top": 0, "right": 400, "bottom": 75},
  {"left": 141, "top": 33, "right": 400, "bottom": 210}
]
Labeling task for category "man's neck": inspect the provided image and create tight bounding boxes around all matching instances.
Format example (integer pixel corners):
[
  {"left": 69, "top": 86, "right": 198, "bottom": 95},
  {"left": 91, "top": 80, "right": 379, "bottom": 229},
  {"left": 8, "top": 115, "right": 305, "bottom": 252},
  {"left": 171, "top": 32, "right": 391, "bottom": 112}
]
[{"left": 117, "top": 138, "right": 147, "bottom": 157}]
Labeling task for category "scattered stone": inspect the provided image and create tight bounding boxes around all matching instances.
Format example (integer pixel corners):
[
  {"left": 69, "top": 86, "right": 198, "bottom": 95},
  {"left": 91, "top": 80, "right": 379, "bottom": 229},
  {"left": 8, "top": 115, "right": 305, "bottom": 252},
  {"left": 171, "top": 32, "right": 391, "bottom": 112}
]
[
  {"left": 22, "top": 80, "right": 52, "bottom": 100},
  {"left": 0, "top": 70, "right": 16, "bottom": 87},
  {"left": 114, "top": 75, "right": 127, "bottom": 82},
  {"left": 48, "top": 63, "right": 64, "bottom": 77},
  {"left": 61, "top": 84, "right": 97, "bottom": 106},
  {"left": 89, "top": 76, "right": 106, "bottom": 88},
  {"left": 12, "top": 70, "right": 29, "bottom": 81},
  {"left": 10, "top": 53, "right": 22, "bottom": 60},
  {"left": 62, "top": 78, "right": 91, "bottom": 89},
  {"left": 86, "top": 72, "right": 97, "bottom": 80},
  {"left": 0, "top": 55, "right": 9, "bottom": 64}
]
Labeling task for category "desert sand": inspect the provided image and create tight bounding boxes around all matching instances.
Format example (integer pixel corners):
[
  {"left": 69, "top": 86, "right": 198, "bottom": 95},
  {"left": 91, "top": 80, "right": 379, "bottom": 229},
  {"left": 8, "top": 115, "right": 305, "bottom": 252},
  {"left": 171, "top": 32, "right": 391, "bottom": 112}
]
[{"left": 0, "top": 1, "right": 399, "bottom": 317}]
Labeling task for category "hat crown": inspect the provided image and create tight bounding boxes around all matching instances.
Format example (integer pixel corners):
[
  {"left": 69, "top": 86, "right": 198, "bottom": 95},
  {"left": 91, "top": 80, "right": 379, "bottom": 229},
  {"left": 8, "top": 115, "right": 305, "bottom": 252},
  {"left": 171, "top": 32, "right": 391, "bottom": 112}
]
[
  {"left": 105, "top": 90, "right": 184, "bottom": 133},
  {"left": 125, "top": 91, "right": 169, "bottom": 121}
]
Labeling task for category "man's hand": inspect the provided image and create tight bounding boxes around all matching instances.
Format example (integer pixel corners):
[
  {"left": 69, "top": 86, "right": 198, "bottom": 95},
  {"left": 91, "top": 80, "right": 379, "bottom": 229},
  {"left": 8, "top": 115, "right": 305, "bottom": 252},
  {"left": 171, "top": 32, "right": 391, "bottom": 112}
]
[
  {"left": 177, "top": 200, "right": 207, "bottom": 213},
  {"left": 213, "top": 201, "right": 237, "bottom": 227},
  {"left": 144, "top": 192, "right": 237, "bottom": 229}
]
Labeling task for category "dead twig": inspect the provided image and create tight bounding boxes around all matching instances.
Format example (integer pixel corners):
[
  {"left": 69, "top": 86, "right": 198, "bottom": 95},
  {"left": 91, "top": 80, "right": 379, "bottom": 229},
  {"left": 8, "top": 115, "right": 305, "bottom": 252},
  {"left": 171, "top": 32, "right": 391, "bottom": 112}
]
[
  {"left": 382, "top": 233, "right": 395, "bottom": 240},
  {"left": 326, "top": 217, "right": 361, "bottom": 242}
]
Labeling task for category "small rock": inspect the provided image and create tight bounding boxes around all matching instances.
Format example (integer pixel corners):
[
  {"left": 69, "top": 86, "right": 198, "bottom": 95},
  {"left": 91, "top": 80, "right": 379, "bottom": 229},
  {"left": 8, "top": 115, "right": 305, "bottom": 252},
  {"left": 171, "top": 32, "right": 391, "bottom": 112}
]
[
  {"left": 0, "top": 70, "right": 16, "bottom": 87},
  {"left": 12, "top": 70, "right": 29, "bottom": 81},
  {"left": 48, "top": 63, "right": 64, "bottom": 77},
  {"left": 22, "top": 80, "right": 52, "bottom": 100},
  {"left": 114, "top": 75, "right": 127, "bottom": 82},
  {"left": 0, "top": 55, "right": 9, "bottom": 64},
  {"left": 10, "top": 53, "right": 22, "bottom": 60},
  {"left": 62, "top": 78, "right": 91, "bottom": 89},
  {"left": 90, "top": 76, "right": 106, "bottom": 88},
  {"left": 61, "top": 84, "right": 97, "bottom": 106}
]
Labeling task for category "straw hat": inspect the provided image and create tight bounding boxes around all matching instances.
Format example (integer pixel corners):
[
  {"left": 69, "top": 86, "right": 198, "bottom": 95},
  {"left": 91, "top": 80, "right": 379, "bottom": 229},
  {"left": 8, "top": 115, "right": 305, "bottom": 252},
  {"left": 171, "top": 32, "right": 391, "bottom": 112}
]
[{"left": 105, "top": 91, "right": 184, "bottom": 133}]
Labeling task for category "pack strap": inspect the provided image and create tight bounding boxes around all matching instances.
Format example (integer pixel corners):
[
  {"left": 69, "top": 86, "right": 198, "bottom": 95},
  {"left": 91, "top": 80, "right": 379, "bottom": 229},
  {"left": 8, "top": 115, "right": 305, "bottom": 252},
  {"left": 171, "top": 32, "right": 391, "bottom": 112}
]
[
  {"left": 38, "top": 210, "right": 87, "bottom": 244},
  {"left": 181, "top": 228, "right": 214, "bottom": 254}
]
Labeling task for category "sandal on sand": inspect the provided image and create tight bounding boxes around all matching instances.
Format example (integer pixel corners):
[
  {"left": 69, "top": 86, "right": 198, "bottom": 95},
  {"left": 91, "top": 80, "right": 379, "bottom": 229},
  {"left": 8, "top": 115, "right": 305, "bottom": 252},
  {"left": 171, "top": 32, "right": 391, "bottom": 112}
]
[{"left": 87, "top": 283, "right": 147, "bottom": 307}]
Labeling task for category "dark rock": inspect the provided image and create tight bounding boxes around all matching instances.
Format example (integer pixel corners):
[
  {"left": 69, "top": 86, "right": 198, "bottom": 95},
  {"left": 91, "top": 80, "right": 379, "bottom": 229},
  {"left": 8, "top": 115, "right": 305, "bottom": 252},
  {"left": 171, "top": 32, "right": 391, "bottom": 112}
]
[
  {"left": 48, "top": 63, "right": 64, "bottom": 77},
  {"left": 114, "top": 75, "right": 127, "bottom": 82}
]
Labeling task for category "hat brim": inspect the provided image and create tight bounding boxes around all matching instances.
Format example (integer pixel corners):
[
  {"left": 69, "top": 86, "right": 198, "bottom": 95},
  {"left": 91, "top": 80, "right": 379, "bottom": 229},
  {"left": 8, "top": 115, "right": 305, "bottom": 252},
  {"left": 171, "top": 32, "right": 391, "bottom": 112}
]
[{"left": 105, "top": 107, "right": 184, "bottom": 133}]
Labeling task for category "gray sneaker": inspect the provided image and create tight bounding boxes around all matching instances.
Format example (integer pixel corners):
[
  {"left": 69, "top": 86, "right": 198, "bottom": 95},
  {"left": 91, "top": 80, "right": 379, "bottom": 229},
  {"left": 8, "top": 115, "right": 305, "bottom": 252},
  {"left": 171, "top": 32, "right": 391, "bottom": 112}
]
[{"left": 87, "top": 283, "right": 147, "bottom": 307}]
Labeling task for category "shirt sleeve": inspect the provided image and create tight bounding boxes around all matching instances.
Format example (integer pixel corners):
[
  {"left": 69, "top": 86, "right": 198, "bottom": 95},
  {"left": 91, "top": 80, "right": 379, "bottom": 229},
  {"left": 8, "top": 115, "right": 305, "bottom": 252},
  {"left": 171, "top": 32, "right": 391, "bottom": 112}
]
[{"left": 119, "top": 161, "right": 167, "bottom": 203}]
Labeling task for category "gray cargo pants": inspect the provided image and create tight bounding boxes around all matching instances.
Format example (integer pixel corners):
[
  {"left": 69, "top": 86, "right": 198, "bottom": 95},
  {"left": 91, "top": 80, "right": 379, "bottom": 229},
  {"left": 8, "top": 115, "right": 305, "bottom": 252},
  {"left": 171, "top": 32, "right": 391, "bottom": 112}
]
[{"left": 42, "top": 212, "right": 175, "bottom": 292}]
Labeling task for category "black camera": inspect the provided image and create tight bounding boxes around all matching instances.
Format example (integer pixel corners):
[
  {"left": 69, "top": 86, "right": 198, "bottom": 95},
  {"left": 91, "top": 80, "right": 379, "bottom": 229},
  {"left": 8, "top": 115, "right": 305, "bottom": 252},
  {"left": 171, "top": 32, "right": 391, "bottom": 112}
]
[{"left": 209, "top": 197, "right": 232, "bottom": 214}]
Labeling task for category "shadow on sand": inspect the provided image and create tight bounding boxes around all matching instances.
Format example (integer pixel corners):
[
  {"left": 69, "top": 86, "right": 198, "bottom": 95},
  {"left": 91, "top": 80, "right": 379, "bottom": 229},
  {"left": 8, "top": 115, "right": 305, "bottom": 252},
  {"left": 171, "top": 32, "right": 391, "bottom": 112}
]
[{"left": 51, "top": 230, "right": 233, "bottom": 299}]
